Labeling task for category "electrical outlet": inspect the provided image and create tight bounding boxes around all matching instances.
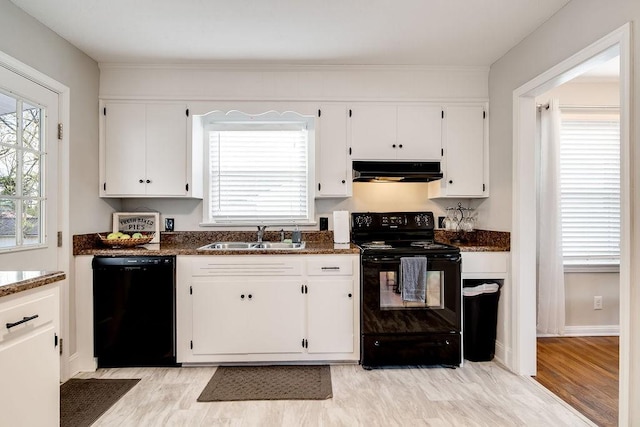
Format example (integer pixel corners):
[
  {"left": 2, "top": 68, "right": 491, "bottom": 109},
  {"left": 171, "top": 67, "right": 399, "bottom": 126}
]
[{"left": 594, "top": 296, "right": 603, "bottom": 310}]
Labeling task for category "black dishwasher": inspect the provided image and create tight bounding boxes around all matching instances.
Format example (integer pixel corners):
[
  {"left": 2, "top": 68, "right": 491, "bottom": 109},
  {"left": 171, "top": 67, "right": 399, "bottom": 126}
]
[{"left": 92, "top": 256, "right": 178, "bottom": 367}]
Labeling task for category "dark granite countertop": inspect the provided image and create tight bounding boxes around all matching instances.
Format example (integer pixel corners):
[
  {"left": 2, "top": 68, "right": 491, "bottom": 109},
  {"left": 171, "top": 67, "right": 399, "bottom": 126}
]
[
  {"left": 0, "top": 271, "right": 66, "bottom": 298},
  {"left": 435, "top": 229, "right": 510, "bottom": 252},
  {"left": 451, "top": 244, "right": 510, "bottom": 252},
  {"left": 74, "top": 229, "right": 509, "bottom": 256},
  {"left": 74, "top": 230, "right": 360, "bottom": 256}
]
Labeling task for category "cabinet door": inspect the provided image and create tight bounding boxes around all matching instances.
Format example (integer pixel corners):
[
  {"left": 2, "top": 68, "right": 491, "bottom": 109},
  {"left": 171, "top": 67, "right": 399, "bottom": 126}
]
[
  {"left": 191, "top": 280, "right": 304, "bottom": 355},
  {"left": 317, "top": 105, "right": 351, "bottom": 197},
  {"left": 443, "top": 106, "right": 485, "bottom": 196},
  {"left": 0, "top": 326, "right": 59, "bottom": 427},
  {"left": 104, "top": 103, "right": 147, "bottom": 196},
  {"left": 249, "top": 280, "right": 305, "bottom": 354},
  {"left": 145, "top": 104, "right": 188, "bottom": 196},
  {"left": 307, "top": 279, "right": 354, "bottom": 354},
  {"left": 350, "top": 105, "right": 397, "bottom": 160},
  {"left": 191, "top": 281, "right": 247, "bottom": 354},
  {"left": 396, "top": 105, "right": 442, "bottom": 161}
]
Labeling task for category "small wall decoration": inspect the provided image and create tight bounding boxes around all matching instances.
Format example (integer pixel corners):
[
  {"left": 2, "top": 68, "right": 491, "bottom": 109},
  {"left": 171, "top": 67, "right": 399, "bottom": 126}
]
[{"left": 112, "top": 212, "right": 160, "bottom": 243}]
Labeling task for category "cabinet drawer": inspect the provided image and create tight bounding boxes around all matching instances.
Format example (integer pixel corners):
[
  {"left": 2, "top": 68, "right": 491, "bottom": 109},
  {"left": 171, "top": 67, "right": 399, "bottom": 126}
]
[
  {"left": 191, "top": 256, "right": 304, "bottom": 276},
  {"left": 461, "top": 252, "right": 508, "bottom": 273},
  {"left": 307, "top": 257, "right": 353, "bottom": 276},
  {"left": 0, "top": 293, "right": 55, "bottom": 344}
]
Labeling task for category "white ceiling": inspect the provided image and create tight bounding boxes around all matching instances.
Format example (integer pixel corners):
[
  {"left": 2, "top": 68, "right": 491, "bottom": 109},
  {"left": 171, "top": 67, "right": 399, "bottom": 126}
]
[{"left": 10, "top": 0, "right": 570, "bottom": 66}]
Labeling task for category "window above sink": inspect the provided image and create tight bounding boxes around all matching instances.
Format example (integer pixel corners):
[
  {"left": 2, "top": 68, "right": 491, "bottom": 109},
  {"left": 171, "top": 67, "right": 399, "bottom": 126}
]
[{"left": 198, "top": 110, "right": 315, "bottom": 226}]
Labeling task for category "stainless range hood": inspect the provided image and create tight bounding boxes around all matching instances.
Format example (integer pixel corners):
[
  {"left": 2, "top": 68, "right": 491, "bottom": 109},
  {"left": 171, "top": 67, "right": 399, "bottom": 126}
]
[{"left": 352, "top": 161, "right": 443, "bottom": 182}]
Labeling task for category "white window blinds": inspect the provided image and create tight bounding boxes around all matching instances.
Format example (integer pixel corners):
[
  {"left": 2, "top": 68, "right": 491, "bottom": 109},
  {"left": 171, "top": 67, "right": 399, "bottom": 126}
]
[
  {"left": 206, "top": 124, "right": 310, "bottom": 224},
  {"left": 559, "top": 111, "right": 620, "bottom": 265}
]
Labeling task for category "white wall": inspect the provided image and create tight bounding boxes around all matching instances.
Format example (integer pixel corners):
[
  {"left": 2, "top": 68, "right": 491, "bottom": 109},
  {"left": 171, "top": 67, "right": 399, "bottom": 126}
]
[
  {"left": 488, "top": 0, "right": 639, "bottom": 422},
  {"left": 0, "top": 0, "right": 118, "bottom": 234},
  {"left": 99, "top": 64, "right": 489, "bottom": 101},
  {"left": 121, "top": 184, "right": 463, "bottom": 232},
  {"left": 565, "top": 272, "right": 619, "bottom": 329},
  {"left": 538, "top": 80, "right": 619, "bottom": 107}
]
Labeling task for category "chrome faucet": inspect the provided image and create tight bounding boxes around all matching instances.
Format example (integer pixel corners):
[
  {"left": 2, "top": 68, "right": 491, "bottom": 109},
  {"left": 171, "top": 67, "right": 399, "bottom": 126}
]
[{"left": 257, "top": 225, "right": 267, "bottom": 242}]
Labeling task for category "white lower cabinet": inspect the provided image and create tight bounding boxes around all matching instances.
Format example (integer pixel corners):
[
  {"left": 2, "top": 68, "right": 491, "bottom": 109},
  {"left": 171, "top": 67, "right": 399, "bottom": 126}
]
[
  {"left": 191, "top": 279, "right": 305, "bottom": 355},
  {"left": 0, "top": 284, "right": 59, "bottom": 427},
  {"left": 177, "top": 254, "right": 360, "bottom": 363},
  {"left": 307, "top": 278, "right": 354, "bottom": 354}
]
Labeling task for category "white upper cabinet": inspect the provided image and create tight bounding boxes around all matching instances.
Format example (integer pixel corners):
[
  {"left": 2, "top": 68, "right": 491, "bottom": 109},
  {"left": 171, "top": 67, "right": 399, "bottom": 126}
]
[
  {"left": 429, "top": 104, "right": 488, "bottom": 198},
  {"left": 350, "top": 105, "right": 396, "bottom": 159},
  {"left": 396, "top": 105, "right": 442, "bottom": 160},
  {"left": 100, "top": 101, "right": 200, "bottom": 198},
  {"left": 316, "top": 105, "right": 352, "bottom": 198},
  {"left": 350, "top": 104, "right": 442, "bottom": 161}
]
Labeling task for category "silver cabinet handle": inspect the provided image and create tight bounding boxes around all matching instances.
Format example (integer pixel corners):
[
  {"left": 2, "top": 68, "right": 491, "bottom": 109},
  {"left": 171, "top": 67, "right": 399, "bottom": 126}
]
[{"left": 321, "top": 266, "right": 340, "bottom": 270}]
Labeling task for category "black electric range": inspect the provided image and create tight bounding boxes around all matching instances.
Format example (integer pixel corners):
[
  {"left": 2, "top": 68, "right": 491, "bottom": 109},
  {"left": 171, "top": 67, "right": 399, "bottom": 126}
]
[{"left": 352, "top": 212, "right": 462, "bottom": 368}]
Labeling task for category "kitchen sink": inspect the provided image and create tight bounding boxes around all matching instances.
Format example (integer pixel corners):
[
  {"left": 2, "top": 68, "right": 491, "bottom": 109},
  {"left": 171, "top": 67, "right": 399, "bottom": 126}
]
[
  {"left": 198, "top": 241, "right": 306, "bottom": 250},
  {"left": 201, "top": 242, "right": 260, "bottom": 250},
  {"left": 257, "top": 242, "right": 305, "bottom": 249}
]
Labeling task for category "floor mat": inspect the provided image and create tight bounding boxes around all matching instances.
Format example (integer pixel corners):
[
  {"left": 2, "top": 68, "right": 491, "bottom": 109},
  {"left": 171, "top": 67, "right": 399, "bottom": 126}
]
[
  {"left": 60, "top": 378, "right": 140, "bottom": 427},
  {"left": 197, "top": 365, "right": 332, "bottom": 402}
]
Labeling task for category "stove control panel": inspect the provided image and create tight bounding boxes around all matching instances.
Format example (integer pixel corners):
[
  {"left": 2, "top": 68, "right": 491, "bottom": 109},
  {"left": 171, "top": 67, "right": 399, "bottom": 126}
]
[
  {"left": 381, "top": 215, "right": 406, "bottom": 227},
  {"left": 351, "top": 212, "right": 434, "bottom": 230}
]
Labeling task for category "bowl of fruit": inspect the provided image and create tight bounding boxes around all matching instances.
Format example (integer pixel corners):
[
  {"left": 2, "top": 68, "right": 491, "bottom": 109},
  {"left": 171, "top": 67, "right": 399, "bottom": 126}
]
[{"left": 98, "top": 232, "right": 155, "bottom": 248}]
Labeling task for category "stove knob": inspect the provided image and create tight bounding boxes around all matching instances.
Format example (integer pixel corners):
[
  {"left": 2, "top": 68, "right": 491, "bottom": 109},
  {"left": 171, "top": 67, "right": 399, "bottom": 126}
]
[
  {"left": 414, "top": 215, "right": 422, "bottom": 226},
  {"left": 365, "top": 216, "right": 373, "bottom": 227}
]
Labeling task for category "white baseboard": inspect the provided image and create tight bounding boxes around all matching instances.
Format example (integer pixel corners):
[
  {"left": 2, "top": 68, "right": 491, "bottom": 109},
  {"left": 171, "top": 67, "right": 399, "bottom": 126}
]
[
  {"left": 493, "top": 340, "right": 510, "bottom": 369},
  {"left": 538, "top": 325, "right": 619, "bottom": 337},
  {"left": 68, "top": 352, "right": 97, "bottom": 377}
]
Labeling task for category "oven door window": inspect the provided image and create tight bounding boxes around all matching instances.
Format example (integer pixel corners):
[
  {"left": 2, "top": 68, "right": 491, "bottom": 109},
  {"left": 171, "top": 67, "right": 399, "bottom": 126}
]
[{"left": 379, "top": 270, "right": 443, "bottom": 309}]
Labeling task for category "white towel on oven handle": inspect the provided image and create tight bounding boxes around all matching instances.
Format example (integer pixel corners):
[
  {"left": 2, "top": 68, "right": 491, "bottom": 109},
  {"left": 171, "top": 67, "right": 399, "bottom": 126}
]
[{"left": 400, "top": 256, "right": 427, "bottom": 302}]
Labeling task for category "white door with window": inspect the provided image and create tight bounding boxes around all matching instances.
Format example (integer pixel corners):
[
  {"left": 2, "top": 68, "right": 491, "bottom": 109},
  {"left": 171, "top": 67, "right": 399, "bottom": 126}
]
[{"left": 0, "top": 65, "right": 59, "bottom": 270}]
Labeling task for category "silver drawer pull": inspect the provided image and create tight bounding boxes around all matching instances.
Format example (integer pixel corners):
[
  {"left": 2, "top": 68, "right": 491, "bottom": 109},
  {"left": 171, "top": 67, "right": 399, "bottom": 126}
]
[
  {"left": 6, "top": 314, "right": 39, "bottom": 330},
  {"left": 321, "top": 267, "right": 340, "bottom": 270}
]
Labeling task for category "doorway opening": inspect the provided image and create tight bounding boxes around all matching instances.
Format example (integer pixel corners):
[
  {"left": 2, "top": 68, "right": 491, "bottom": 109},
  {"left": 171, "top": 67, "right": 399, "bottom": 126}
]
[
  {"left": 533, "top": 55, "right": 621, "bottom": 425},
  {"left": 511, "top": 23, "right": 631, "bottom": 423}
]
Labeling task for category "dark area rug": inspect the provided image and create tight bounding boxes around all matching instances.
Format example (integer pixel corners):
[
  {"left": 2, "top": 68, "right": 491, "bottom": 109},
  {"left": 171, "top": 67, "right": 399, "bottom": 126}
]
[
  {"left": 60, "top": 378, "right": 140, "bottom": 427},
  {"left": 198, "top": 365, "right": 332, "bottom": 402}
]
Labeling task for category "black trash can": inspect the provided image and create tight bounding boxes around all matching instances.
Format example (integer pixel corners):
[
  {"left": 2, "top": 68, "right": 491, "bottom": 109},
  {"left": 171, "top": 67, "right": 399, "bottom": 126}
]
[{"left": 463, "top": 282, "right": 501, "bottom": 362}]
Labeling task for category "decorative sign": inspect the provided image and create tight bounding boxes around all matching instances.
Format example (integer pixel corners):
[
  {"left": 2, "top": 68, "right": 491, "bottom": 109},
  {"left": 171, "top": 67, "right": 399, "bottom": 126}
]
[{"left": 112, "top": 212, "right": 160, "bottom": 243}]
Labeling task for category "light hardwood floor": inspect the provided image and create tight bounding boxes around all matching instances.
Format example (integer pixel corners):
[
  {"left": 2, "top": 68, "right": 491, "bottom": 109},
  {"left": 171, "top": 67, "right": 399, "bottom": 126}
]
[{"left": 74, "top": 362, "right": 593, "bottom": 426}]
